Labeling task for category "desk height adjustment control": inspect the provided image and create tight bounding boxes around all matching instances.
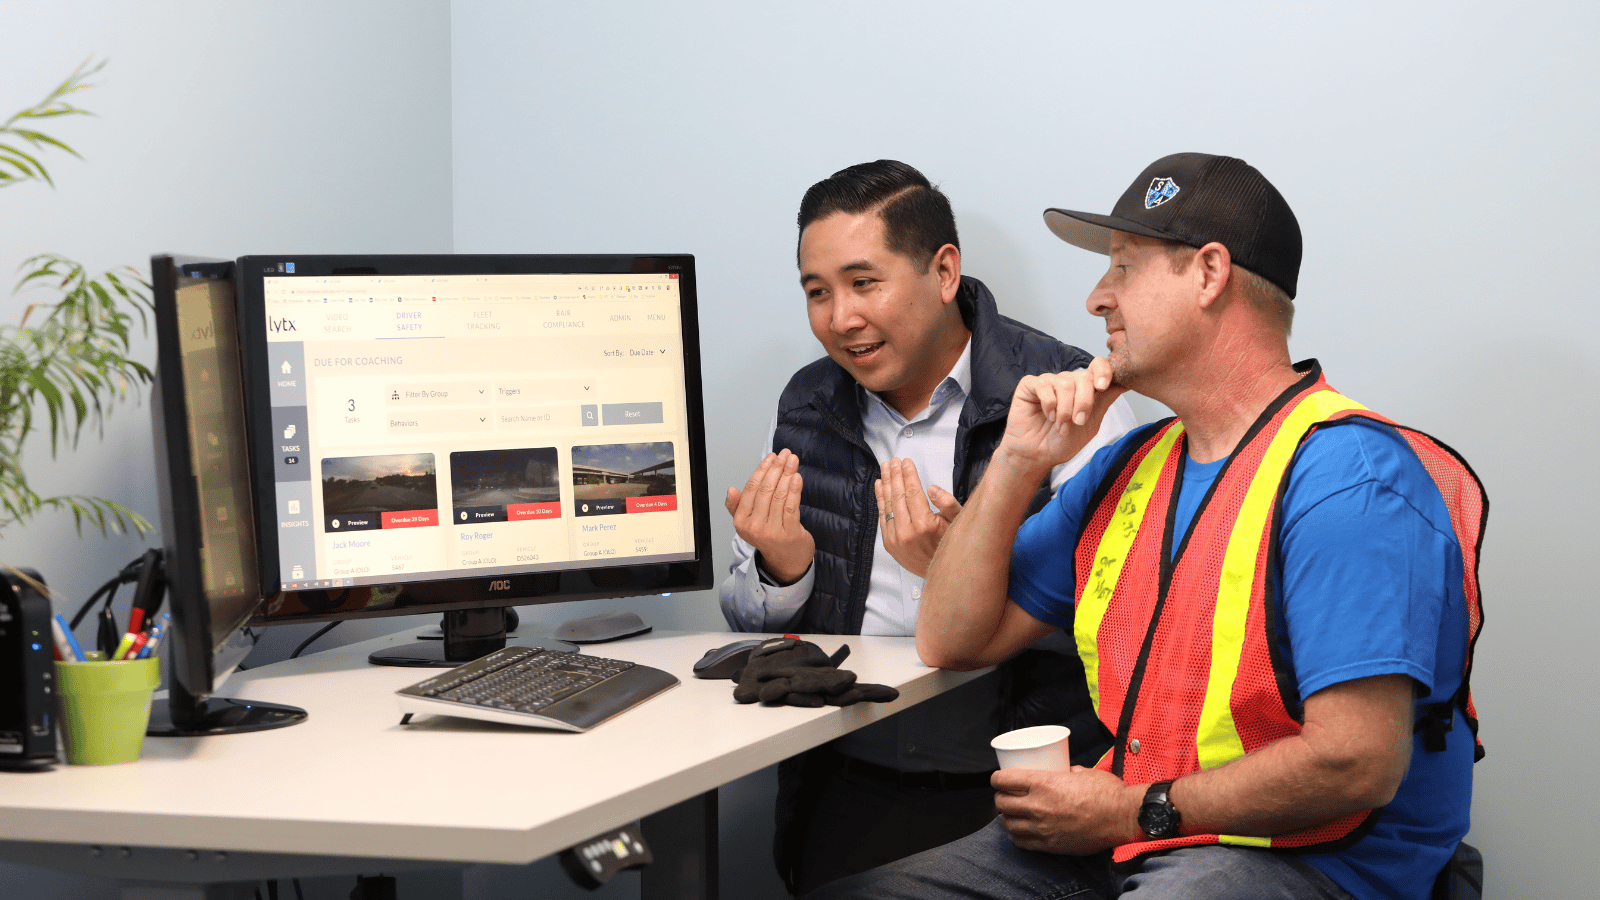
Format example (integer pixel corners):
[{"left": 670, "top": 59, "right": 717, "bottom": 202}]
[{"left": 559, "top": 821, "right": 653, "bottom": 889}]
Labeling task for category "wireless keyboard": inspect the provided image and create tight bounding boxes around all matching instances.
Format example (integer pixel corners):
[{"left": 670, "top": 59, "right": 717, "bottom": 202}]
[{"left": 396, "top": 645, "right": 679, "bottom": 732}]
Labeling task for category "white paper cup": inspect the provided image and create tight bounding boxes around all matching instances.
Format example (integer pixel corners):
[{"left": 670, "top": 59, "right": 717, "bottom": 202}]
[{"left": 990, "top": 724, "right": 1071, "bottom": 771}]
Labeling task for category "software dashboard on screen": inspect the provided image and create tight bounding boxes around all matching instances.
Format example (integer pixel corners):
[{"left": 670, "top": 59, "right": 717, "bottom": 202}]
[{"left": 255, "top": 267, "right": 698, "bottom": 594}]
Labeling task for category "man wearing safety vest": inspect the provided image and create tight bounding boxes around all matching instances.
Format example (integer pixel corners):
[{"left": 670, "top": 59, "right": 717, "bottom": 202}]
[{"left": 809, "top": 153, "right": 1485, "bottom": 900}]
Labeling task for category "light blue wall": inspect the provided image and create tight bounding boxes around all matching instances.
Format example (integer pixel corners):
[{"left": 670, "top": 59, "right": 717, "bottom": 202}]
[{"left": 2, "top": 1, "right": 1594, "bottom": 896}]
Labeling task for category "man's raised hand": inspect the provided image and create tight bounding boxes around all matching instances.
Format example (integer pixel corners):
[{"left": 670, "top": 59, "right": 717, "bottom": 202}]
[
  {"left": 726, "top": 449, "right": 815, "bottom": 584},
  {"left": 874, "top": 458, "right": 962, "bottom": 578},
  {"left": 1003, "top": 357, "right": 1128, "bottom": 470}
]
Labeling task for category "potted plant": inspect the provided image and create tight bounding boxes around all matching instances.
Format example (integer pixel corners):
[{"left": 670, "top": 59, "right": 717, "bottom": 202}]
[{"left": 1, "top": 61, "right": 154, "bottom": 536}]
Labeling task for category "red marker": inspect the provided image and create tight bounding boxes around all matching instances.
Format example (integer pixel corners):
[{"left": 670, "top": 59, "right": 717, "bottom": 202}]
[
  {"left": 111, "top": 607, "right": 146, "bottom": 661},
  {"left": 122, "top": 629, "right": 151, "bottom": 660}
]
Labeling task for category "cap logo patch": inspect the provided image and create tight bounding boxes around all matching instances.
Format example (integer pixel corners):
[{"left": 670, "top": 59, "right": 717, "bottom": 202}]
[{"left": 1145, "top": 177, "right": 1179, "bottom": 209}]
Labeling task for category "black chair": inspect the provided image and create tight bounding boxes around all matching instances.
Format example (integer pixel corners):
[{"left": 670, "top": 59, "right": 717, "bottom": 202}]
[{"left": 1432, "top": 842, "right": 1483, "bottom": 900}]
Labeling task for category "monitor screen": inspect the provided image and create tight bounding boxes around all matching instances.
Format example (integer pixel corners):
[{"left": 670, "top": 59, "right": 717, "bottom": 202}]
[
  {"left": 148, "top": 254, "right": 306, "bottom": 734},
  {"left": 233, "top": 254, "right": 712, "bottom": 664},
  {"left": 158, "top": 259, "right": 259, "bottom": 649}
]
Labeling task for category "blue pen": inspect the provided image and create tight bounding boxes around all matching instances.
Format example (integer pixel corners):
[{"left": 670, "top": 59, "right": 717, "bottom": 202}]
[
  {"left": 136, "top": 621, "right": 162, "bottom": 659},
  {"left": 54, "top": 614, "right": 87, "bottom": 662},
  {"left": 140, "top": 613, "right": 171, "bottom": 658},
  {"left": 135, "top": 623, "right": 155, "bottom": 658}
]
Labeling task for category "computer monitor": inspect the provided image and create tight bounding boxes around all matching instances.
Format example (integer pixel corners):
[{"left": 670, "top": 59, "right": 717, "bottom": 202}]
[
  {"left": 147, "top": 254, "right": 308, "bottom": 735},
  {"left": 233, "top": 254, "right": 713, "bottom": 666}
]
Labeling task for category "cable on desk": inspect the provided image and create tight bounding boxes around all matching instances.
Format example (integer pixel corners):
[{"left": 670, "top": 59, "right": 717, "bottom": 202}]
[
  {"left": 67, "top": 552, "right": 148, "bottom": 628},
  {"left": 290, "top": 620, "right": 341, "bottom": 659},
  {"left": 235, "top": 626, "right": 267, "bottom": 670}
]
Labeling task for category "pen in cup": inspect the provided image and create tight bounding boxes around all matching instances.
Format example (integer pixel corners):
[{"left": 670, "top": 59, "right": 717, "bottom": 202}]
[
  {"left": 111, "top": 607, "right": 145, "bottom": 662},
  {"left": 51, "top": 613, "right": 85, "bottom": 663},
  {"left": 138, "top": 614, "right": 170, "bottom": 659},
  {"left": 122, "top": 629, "right": 150, "bottom": 660}
]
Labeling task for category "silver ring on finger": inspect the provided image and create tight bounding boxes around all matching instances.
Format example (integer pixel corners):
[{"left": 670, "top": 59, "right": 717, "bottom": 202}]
[{"left": 885, "top": 512, "right": 895, "bottom": 521}]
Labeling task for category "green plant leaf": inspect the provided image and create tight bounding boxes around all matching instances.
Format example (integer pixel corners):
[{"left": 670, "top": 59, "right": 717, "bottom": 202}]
[
  {"left": 9, "top": 129, "right": 79, "bottom": 154},
  {"left": 0, "top": 146, "right": 45, "bottom": 182},
  {"left": 1, "top": 61, "right": 153, "bottom": 538},
  {"left": 21, "top": 369, "right": 64, "bottom": 455},
  {"left": 1, "top": 59, "right": 100, "bottom": 191}
]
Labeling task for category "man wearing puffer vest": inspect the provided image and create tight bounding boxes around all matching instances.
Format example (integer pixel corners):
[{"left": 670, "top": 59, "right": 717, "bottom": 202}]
[{"left": 719, "top": 159, "right": 1136, "bottom": 896}]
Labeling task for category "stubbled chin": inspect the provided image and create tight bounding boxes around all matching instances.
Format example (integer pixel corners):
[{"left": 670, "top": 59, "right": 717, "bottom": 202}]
[{"left": 1109, "top": 352, "right": 1135, "bottom": 387}]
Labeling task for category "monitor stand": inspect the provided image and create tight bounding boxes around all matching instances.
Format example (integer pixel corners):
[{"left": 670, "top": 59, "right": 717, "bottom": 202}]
[
  {"left": 368, "top": 607, "right": 573, "bottom": 667},
  {"left": 147, "top": 685, "right": 307, "bottom": 737}
]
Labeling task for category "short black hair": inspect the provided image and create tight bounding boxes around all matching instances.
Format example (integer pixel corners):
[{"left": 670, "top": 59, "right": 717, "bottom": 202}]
[{"left": 796, "top": 160, "right": 959, "bottom": 273}]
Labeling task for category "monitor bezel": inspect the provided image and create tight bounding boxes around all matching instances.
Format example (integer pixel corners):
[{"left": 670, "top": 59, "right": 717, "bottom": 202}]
[
  {"left": 233, "top": 254, "right": 714, "bottom": 628},
  {"left": 148, "top": 253, "right": 305, "bottom": 733},
  {"left": 150, "top": 254, "right": 244, "bottom": 697}
]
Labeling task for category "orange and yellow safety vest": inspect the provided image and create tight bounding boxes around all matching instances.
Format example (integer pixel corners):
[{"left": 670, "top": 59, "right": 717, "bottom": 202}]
[{"left": 1072, "top": 364, "right": 1485, "bottom": 863}]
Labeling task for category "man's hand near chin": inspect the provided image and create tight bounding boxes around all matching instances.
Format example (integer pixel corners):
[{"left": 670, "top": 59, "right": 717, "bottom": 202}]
[
  {"left": 726, "top": 448, "right": 815, "bottom": 583},
  {"left": 1001, "top": 357, "right": 1128, "bottom": 474}
]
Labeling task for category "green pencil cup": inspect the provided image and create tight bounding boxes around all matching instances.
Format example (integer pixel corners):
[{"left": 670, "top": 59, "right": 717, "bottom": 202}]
[{"left": 54, "top": 655, "right": 160, "bottom": 765}]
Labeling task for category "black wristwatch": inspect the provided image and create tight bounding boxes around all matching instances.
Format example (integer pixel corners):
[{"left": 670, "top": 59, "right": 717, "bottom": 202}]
[{"left": 1138, "top": 780, "right": 1182, "bottom": 839}]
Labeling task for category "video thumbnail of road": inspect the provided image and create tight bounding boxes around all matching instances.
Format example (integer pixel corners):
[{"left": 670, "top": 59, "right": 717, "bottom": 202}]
[
  {"left": 320, "top": 453, "right": 439, "bottom": 531},
  {"left": 450, "top": 446, "right": 562, "bottom": 524},
  {"left": 571, "top": 442, "right": 677, "bottom": 516}
]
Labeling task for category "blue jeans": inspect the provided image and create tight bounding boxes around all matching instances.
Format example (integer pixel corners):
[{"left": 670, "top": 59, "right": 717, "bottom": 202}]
[{"left": 804, "top": 819, "right": 1354, "bottom": 900}]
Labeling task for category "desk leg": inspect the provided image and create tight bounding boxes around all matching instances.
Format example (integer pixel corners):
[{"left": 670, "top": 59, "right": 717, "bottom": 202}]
[{"left": 640, "top": 789, "right": 718, "bottom": 900}]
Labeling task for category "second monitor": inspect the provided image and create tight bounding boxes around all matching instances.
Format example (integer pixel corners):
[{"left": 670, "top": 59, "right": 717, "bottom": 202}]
[{"left": 234, "top": 254, "right": 712, "bottom": 665}]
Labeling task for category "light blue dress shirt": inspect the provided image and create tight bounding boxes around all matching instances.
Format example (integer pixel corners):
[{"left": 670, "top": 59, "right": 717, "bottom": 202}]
[{"left": 720, "top": 339, "right": 1136, "bottom": 772}]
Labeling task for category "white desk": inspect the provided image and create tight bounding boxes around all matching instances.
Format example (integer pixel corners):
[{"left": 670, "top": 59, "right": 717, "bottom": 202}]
[{"left": 0, "top": 628, "right": 987, "bottom": 899}]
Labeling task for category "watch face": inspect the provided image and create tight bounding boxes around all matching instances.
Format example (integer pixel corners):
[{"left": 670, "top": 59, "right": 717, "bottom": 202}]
[
  {"left": 1139, "top": 803, "right": 1178, "bottom": 838},
  {"left": 1139, "top": 782, "right": 1180, "bottom": 838}
]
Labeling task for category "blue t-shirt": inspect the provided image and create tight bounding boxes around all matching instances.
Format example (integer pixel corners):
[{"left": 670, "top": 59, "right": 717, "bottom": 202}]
[{"left": 1008, "top": 419, "right": 1473, "bottom": 900}]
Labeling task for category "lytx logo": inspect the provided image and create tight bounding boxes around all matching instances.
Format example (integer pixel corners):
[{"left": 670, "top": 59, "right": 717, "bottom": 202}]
[{"left": 268, "top": 316, "right": 298, "bottom": 333}]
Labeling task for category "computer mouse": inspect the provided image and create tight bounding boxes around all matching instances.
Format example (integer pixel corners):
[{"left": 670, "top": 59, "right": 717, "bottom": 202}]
[{"left": 692, "top": 638, "right": 766, "bottom": 680}]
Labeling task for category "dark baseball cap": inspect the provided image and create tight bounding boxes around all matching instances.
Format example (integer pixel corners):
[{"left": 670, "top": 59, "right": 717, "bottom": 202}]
[{"left": 1043, "top": 152, "right": 1302, "bottom": 299}]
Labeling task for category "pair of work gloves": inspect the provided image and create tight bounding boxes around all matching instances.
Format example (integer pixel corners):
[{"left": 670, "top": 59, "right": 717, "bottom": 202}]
[{"left": 729, "top": 637, "right": 899, "bottom": 708}]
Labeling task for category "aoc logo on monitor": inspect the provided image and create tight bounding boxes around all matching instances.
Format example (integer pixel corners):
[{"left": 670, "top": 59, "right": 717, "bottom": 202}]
[{"left": 489, "top": 580, "right": 512, "bottom": 591}]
